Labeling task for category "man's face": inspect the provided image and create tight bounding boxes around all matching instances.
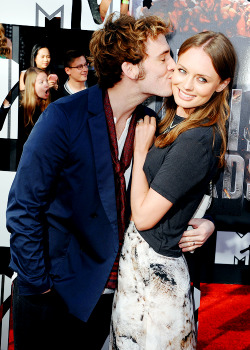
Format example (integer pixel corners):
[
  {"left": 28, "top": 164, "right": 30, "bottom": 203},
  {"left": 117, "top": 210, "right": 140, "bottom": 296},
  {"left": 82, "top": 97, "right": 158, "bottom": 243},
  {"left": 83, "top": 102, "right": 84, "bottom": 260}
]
[
  {"left": 139, "top": 34, "right": 176, "bottom": 98},
  {"left": 65, "top": 56, "right": 88, "bottom": 83}
]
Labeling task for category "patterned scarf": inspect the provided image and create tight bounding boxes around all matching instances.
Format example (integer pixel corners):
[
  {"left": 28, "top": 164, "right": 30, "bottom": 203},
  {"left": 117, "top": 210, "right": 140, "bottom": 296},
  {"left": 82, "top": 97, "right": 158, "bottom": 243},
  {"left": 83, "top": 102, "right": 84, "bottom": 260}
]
[{"left": 104, "top": 90, "right": 138, "bottom": 289}]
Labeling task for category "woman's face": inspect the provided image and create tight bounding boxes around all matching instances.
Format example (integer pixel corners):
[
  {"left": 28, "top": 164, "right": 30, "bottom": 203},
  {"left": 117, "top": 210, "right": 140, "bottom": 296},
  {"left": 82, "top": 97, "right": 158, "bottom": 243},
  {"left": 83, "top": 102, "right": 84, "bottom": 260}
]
[
  {"left": 35, "top": 47, "right": 51, "bottom": 70},
  {"left": 34, "top": 72, "right": 50, "bottom": 100},
  {"left": 172, "top": 47, "right": 229, "bottom": 118}
]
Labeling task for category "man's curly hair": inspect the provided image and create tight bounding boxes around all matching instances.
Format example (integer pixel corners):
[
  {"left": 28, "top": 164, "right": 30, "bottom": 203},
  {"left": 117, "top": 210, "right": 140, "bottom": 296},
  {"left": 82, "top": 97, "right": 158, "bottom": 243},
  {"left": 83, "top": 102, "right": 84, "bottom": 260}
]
[{"left": 89, "top": 13, "right": 171, "bottom": 90}]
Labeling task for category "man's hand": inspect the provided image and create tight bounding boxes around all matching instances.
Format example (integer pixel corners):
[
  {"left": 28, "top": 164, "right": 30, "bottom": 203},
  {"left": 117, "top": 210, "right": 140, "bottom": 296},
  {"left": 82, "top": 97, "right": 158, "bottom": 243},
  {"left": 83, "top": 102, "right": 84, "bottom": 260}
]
[
  {"left": 178, "top": 218, "right": 215, "bottom": 253},
  {"left": 42, "top": 289, "right": 51, "bottom": 294}
]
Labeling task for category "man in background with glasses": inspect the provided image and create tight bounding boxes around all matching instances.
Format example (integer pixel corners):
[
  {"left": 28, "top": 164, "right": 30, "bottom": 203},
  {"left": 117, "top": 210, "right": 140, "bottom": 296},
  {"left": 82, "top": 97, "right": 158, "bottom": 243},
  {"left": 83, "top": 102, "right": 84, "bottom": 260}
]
[{"left": 60, "top": 49, "right": 89, "bottom": 96}]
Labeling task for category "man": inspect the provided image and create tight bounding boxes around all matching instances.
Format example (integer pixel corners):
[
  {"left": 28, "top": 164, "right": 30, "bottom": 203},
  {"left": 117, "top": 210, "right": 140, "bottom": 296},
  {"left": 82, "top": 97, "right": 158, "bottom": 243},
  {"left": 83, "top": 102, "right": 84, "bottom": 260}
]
[
  {"left": 6, "top": 13, "right": 214, "bottom": 350},
  {"left": 60, "top": 49, "right": 88, "bottom": 96}
]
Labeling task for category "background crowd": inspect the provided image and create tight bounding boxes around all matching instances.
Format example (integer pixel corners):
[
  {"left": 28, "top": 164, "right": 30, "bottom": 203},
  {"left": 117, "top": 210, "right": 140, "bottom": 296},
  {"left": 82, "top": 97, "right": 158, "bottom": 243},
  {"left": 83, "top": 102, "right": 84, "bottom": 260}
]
[
  {"left": 133, "top": 0, "right": 250, "bottom": 37},
  {"left": 0, "top": 24, "right": 93, "bottom": 165}
]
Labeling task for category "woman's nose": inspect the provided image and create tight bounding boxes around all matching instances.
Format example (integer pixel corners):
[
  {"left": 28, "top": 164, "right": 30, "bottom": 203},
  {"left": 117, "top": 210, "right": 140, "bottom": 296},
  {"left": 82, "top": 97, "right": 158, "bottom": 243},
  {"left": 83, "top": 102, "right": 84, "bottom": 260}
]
[{"left": 183, "top": 76, "right": 193, "bottom": 90}]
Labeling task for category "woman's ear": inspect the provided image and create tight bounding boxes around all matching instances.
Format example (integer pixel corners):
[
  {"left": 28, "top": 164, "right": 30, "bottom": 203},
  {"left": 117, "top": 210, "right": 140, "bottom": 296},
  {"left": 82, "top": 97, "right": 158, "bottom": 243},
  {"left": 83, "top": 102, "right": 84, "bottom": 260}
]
[
  {"left": 121, "top": 62, "right": 140, "bottom": 80},
  {"left": 216, "top": 78, "right": 231, "bottom": 92}
]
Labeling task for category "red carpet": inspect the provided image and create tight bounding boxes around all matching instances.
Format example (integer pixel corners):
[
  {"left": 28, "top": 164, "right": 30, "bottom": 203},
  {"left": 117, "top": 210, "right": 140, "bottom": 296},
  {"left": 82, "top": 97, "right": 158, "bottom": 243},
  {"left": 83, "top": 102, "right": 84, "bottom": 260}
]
[
  {"left": 197, "top": 283, "right": 250, "bottom": 350},
  {"left": 8, "top": 283, "right": 250, "bottom": 349}
]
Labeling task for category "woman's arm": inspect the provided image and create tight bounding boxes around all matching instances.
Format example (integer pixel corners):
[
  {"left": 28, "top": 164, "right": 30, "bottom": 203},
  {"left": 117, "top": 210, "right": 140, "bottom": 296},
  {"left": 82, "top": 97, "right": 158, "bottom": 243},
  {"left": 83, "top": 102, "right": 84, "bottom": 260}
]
[
  {"left": 0, "top": 100, "right": 11, "bottom": 131},
  {"left": 19, "top": 71, "right": 25, "bottom": 91},
  {"left": 131, "top": 116, "right": 173, "bottom": 231}
]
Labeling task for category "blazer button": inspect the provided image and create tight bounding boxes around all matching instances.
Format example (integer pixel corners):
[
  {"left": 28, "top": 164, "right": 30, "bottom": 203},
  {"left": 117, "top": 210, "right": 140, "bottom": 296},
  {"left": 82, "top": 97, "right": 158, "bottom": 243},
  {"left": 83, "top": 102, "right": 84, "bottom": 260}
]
[{"left": 90, "top": 213, "right": 98, "bottom": 218}]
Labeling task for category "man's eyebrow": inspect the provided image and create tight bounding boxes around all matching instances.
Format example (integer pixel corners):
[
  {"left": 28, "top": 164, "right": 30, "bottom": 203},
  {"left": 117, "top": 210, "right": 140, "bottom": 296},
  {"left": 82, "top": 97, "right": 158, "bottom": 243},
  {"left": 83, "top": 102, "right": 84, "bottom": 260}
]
[{"left": 159, "top": 49, "right": 170, "bottom": 56}]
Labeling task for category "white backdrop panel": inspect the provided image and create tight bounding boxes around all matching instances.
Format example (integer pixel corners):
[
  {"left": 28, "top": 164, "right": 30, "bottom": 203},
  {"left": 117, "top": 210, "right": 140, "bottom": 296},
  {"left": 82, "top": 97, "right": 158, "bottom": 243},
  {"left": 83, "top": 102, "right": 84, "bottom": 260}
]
[
  {"left": 0, "top": 0, "right": 73, "bottom": 29},
  {"left": 215, "top": 231, "right": 250, "bottom": 265},
  {"left": 0, "top": 59, "right": 19, "bottom": 139}
]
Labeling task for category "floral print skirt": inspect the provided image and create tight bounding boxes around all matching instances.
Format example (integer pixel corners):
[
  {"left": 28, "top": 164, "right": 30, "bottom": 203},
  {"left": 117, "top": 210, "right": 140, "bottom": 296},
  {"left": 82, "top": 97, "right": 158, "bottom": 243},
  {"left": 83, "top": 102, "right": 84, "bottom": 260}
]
[{"left": 110, "top": 221, "right": 196, "bottom": 350}]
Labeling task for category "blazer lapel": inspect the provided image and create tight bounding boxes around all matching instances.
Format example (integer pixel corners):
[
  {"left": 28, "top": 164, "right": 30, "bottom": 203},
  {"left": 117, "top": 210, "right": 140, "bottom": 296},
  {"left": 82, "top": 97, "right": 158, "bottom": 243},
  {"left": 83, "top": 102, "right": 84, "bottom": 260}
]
[{"left": 88, "top": 86, "right": 118, "bottom": 235}]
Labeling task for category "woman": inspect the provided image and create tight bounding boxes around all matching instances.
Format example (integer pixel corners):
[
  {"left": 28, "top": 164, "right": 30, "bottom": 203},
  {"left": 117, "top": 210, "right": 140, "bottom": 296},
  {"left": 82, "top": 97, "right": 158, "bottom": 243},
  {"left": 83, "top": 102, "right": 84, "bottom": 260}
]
[
  {"left": 19, "top": 67, "right": 50, "bottom": 137},
  {"left": 1, "top": 67, "right": 50, "bottom": 163},
  {"left": 19, "top": 44, "right": 58, "bottom": 91},
  {"left": 110, "top": 31, "right": 236, "bottom": 349}
]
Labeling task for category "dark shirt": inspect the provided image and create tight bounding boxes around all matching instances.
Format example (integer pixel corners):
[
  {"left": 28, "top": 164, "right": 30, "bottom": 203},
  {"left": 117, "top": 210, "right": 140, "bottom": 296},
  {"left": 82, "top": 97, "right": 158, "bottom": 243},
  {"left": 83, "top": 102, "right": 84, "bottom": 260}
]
[
  {"left": 17, "top": 105, "right": 43, "bottom": 163},
  {"left": 139, "top": 115, "right": 222, "bottom": 257}
]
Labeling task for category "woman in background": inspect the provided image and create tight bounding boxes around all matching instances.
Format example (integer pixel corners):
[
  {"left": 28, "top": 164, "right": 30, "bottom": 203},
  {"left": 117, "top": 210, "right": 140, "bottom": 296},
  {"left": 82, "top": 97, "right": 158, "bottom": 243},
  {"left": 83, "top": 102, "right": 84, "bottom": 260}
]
[
  {"left": 18, "top": 67, "right": 50, "bottom": 148},
  {"left": 110, "top": 30, "right": 236, "bottom": 350},
  {"left": 0, "top": 67, "right": 50, "bottom": 163},
  {"left": 19, "top": 44, "right": 58, "bottom": 91}
]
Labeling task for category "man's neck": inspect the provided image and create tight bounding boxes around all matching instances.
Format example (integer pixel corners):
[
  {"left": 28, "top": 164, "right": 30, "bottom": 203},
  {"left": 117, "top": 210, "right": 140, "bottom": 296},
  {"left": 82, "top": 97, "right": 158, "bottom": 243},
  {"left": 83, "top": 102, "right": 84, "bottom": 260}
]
[
  {"left": 68, "top": 79, "right": 86, "bottom": 93},
  {"left": 107, "top": 82, "right": 149, "bottom": 139}
]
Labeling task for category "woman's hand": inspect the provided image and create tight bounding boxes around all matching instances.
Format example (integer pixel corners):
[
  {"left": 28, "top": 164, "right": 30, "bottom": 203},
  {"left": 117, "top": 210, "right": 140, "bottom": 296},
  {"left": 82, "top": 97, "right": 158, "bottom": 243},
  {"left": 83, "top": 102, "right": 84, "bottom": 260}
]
[
  {"left": 178, "top": 218, "right": 215, "bottom": 252},
  {"left": 48, "top": 74, "right": 59, "bottom": 90},
  {"left": 134, "top": 115, "right": 156, "bottom": 156}
]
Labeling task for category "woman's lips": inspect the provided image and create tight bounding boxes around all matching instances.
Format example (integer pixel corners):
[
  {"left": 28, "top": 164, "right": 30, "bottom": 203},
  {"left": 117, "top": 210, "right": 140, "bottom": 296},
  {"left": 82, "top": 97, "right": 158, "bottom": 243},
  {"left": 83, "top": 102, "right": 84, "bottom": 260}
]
[{"left": 178, "top": 88, "right": 195, "bottom": 101}]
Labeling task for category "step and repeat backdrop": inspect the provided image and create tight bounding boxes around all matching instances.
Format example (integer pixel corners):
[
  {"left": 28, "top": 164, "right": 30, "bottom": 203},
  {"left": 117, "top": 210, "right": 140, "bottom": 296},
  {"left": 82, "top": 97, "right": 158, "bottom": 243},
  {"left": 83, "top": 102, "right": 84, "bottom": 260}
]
[{"left": 0, "top": 1, "right": 249, "bottom": 349}]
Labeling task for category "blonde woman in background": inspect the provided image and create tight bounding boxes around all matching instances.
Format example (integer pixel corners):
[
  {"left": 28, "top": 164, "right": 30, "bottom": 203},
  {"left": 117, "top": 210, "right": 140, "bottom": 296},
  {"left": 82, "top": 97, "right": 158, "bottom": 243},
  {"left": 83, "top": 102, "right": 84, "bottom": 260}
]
[{"left": 0, "top": 67, "right": 50, "bottom": 163}]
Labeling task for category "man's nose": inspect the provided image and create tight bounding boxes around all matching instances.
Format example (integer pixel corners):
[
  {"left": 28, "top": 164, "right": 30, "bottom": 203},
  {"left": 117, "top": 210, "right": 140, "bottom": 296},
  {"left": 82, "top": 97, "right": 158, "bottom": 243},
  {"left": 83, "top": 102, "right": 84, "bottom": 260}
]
[{"left": 167, "top": 56, "right": 176, "bottom": 71}]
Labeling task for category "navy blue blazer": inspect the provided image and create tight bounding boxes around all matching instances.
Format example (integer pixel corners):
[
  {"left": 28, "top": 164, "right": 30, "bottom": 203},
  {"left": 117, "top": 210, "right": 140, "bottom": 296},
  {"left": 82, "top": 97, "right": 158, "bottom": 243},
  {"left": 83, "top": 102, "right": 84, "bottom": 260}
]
[{"left": 6, "top": 84, "right": 155, "bottom": 322}]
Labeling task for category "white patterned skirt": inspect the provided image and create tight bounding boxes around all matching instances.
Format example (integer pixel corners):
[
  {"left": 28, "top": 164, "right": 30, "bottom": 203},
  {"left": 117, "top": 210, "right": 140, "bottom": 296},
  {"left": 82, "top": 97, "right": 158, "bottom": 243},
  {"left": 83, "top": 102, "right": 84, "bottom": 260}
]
[{"left": 110, "top": 222, "right": 196, "bottom": 350}]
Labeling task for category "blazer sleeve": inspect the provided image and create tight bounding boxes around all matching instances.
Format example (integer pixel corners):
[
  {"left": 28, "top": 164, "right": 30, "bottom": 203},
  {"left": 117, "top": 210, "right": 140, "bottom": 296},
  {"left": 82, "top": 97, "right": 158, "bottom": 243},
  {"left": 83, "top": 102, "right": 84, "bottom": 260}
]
[{"left": 6, "top": 103, "right": 70, "bottom": 295}]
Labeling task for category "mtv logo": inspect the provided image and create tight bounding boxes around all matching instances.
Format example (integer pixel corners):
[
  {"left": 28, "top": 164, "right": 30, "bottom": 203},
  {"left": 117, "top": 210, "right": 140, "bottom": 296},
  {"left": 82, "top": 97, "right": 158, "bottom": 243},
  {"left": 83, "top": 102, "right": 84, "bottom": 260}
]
[
  {"left": 234, "top": 256, "right": 246, "bottom": 265},
  {"left": 215, "top": 231, "right": 250, "bottom": 265},
  {"left": 0, "top": 0, "right": 72, "bottom": 28}
]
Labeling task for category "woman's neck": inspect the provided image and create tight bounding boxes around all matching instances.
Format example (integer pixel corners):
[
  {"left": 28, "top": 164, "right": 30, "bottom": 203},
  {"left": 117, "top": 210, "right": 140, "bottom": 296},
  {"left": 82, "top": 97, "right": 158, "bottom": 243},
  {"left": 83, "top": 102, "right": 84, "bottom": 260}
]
[{"left": 176, "top": 106, "right": 195, "bottom": 118}]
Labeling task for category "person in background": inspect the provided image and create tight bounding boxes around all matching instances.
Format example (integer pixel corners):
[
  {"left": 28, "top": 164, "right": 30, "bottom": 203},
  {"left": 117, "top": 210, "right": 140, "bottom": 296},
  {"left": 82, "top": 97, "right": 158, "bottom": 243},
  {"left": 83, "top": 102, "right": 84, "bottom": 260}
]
[
  {"left": 19, "top": 67, "right": 50, "bottom": 144},
  {"left": 1, "top": 67, "right": 50, "bottom": 162},
  {"left": 59, "top": 49, "right": 88, "bottom": 97},
  {"left": 110, "top": 30, "right": 236, "bottom": 350},
  {"left": 7, "top": 13, "right": 215, "bottom": 350},
  {"left": 0, "top": 23, "right": 12, "bottom": 59},
  {"left": 19, "top": 44, "right": 58, "bottom": 92},
  {"left": 99, "top": 0, "right": 130, "bottom": 21}
]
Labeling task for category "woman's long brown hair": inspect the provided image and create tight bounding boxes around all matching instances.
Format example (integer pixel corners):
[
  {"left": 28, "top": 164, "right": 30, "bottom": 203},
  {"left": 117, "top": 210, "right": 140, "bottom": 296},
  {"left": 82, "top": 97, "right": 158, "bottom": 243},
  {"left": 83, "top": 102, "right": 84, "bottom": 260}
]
[{"left": 155, "top": 31, "right": 237, "bottom": 167}]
